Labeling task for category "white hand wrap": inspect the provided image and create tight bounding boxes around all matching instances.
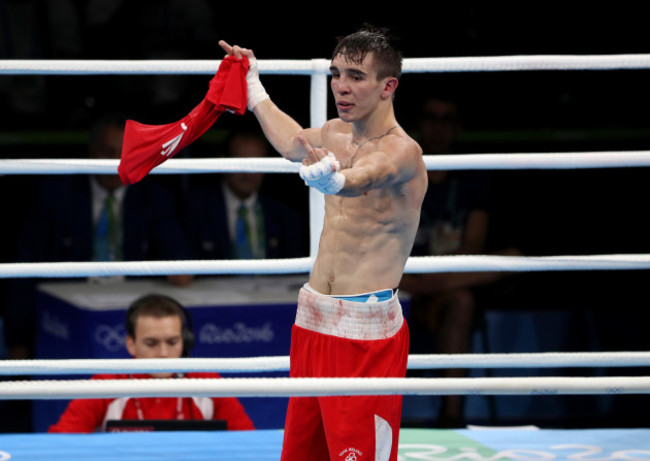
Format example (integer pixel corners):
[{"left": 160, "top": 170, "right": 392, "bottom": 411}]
[
  {"left": 299, "top": 152, "right": 346, "bottom": 195},
  {"left": 246, "top": 57, "right": 270, "bottom": 111}
]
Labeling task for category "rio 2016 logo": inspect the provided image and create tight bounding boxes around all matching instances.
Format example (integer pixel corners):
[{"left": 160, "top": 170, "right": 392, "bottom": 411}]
[{"left": 396, "top": 444, "right": 650, "bottom": 460}]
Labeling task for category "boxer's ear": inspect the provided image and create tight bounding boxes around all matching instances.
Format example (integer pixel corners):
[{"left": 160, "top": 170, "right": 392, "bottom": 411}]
[{"left": 381, "top": 77, "right": 398, "bottom": 100}]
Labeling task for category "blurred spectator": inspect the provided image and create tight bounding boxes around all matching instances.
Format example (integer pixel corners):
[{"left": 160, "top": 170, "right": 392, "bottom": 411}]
[
  {"left": 49, "top": 293, "right": 255, "bottom": 432},
  {"left": 0, "top": 0, "right": 82, "bottom": 128},
  {"left": 77, "top": 0, "right": 220, "bottom": 120},
  {"left": 3, "top": 113, "right": 193, "bottom": 360},
  {"left": 185, "top": 128, "right": 305, "bottom": 260},
  {"left": 400, "top": 96, "right": 520, "bottom": 427}
]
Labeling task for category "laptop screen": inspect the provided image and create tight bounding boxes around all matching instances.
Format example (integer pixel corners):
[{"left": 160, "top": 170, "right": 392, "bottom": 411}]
[{"left": 105, "top": 419, "right": 227, "bottom": 432}]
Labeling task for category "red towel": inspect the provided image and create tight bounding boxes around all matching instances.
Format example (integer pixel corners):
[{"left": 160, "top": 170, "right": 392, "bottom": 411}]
[{"left": 118, "top": 55, "right": 249, "bottom": 185}]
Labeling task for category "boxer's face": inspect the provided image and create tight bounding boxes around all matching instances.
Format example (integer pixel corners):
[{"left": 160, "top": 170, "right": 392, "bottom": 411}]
[{"left": 330, "top": 52, "right": 396, "bottom": 123}]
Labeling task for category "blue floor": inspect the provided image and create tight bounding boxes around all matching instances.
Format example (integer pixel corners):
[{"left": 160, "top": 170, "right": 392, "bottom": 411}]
[{"left": 0, "top": 428, "right": 649, "bottom": 460}]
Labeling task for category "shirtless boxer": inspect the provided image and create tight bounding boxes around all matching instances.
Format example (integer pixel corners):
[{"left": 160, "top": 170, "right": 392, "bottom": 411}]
[{"left": 220, "top": 25, "right": 427, "bottom": 461}]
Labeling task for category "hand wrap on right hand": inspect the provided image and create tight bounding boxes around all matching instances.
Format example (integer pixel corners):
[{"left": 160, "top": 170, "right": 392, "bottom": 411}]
[{"left": 246, "top": 56, "right": 270, "bottom": 111}]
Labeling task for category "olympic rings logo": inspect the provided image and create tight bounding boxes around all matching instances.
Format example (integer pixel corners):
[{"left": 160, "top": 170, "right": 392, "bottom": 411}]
[
  {"left": 606, "top": 387, "right": 624, "bottom": 394},
  {"left": 94, "top": 324, "right": 126, "bottom": 352},
  {"left": 530, "top": 390, "right": 559, "bottom": 395}
]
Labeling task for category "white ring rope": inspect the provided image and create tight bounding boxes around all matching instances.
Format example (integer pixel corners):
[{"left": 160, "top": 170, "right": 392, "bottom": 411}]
[
  {"left": 404, "top": 254, "right": 650, "bottom": 273},
  {"left": 1, "top": 54, "right": 648, "bottom": 279},
  {"left": 0, "top": 59, "right": 322, "bottom": 76},
  {"left": 2, "top": 352, "right": 650, "bottom": 376},
  {"left": 0, "top": 258, "right": 312, "bottom": 278},
  {"left": 3, "top": 54, "right": 650, "bottom": 75},
  {"left": 420, "top": 151, "right": 650, "bottom": 170},
  {"left": 2, "top": 151, "right": 650, "bottom": 176},
  {"left": 0, "top": 158, "right": 300, "bottom": 175},
  {"left": 1, "top": 376, "right": 650, "bottom": 400},
  {"left": 2, "top": 54, "right": 648, "bottom": 403},
  {"left": 3, "top": 254, "right": 650, "bottom": 279}
]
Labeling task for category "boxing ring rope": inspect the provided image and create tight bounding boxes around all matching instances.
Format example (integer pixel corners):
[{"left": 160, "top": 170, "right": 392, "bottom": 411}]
[
  {"left": 2, "top": 352, "right": 650, "bottom": 376},
  {"left": 1, "top": 54, "right": 650, "bottom": 400},
  {"left": 3, "top": 150, "right": 650, "bottom": 176},
  {"left": 3, "top": 53, "right": 650, "bottom": 75},
  {"left": 2, "top": 376, "right": 650, "bottom": 400},
  {"left": 2, "top": 55, "right": 650, "bottom": 277},
  {"left": 3, "top": 254, "right": 650, "bottom": 279}
]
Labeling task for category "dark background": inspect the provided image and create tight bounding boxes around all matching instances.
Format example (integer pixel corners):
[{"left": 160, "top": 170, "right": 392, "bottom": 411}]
[{"left": 1, "top": 1, "right": 650, "bottom": 428}]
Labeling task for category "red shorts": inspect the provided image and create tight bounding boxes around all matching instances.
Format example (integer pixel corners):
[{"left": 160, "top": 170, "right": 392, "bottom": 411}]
[{"left": 281, "top": 284, "right": 409, "bottom": 461}]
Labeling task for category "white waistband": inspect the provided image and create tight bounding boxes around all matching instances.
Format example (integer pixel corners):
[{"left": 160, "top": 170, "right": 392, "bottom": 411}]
[{"left": 295, "top": 283, "right": 404, "bottom": 340}]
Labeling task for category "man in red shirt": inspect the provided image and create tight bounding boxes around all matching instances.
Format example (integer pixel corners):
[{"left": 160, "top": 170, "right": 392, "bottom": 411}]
[{"left": 49, "top": 294, "right": 254, "bottom": 432}]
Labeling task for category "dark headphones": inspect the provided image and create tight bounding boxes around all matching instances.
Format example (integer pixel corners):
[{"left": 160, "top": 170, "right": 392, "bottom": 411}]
[{"left": 125, "top": 293, "right": 195, "bottom": 357}]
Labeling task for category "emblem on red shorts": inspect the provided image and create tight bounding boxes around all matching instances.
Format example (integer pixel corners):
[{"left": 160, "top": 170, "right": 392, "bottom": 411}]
[{"left": 339, "top": 447, "right": 363, "bottom": 460}]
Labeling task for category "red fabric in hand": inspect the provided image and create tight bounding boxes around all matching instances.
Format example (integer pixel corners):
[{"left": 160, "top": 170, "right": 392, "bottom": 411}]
[{"left": 118, "top": 55, "right": 249, "bottom": 185}]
